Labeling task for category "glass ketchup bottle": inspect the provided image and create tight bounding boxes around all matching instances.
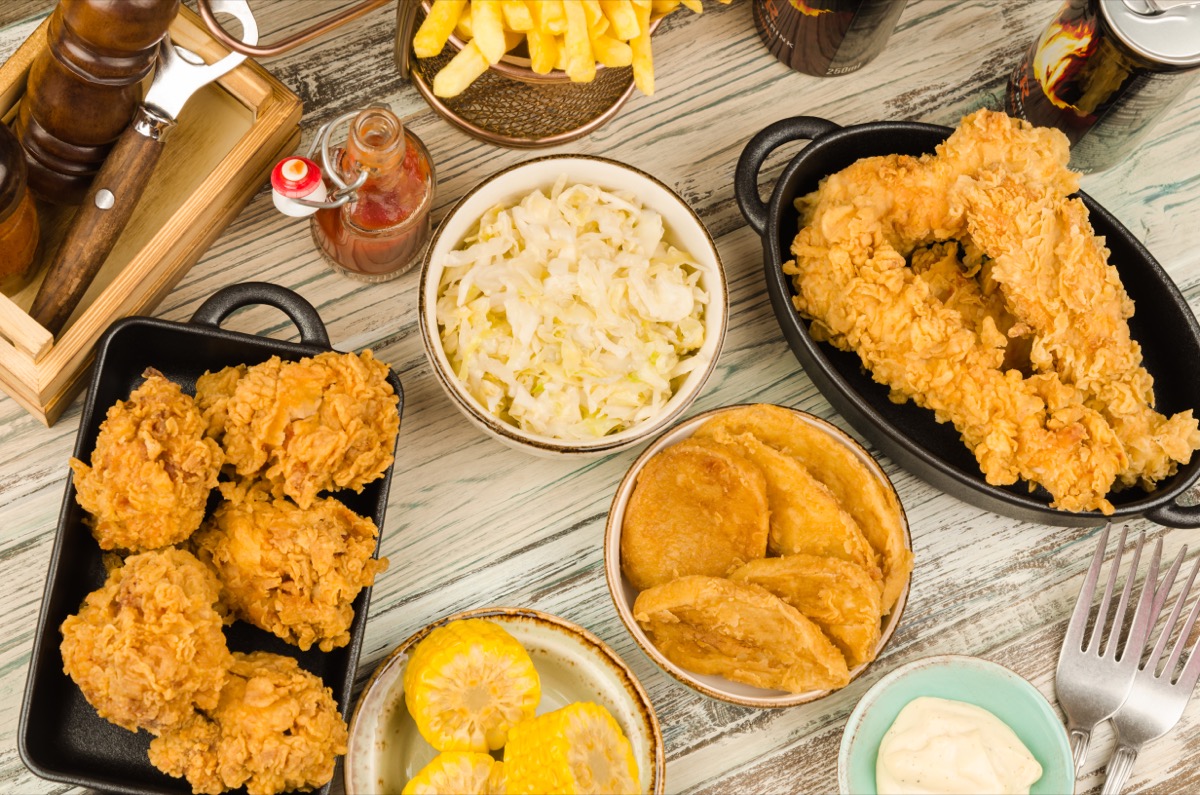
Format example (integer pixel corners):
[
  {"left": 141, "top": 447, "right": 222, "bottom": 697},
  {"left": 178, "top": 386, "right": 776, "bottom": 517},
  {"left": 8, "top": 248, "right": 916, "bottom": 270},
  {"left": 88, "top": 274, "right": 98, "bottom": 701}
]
[{"left": 310, "top": 105, "right": 433, "bottom": 281}]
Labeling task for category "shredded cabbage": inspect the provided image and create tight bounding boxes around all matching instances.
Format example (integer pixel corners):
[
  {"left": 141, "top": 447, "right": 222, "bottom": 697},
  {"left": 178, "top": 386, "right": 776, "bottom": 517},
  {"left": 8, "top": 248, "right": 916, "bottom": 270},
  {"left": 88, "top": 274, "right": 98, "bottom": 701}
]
[{"left": 436, "top": 177, "right": 708, "bottom": 440}]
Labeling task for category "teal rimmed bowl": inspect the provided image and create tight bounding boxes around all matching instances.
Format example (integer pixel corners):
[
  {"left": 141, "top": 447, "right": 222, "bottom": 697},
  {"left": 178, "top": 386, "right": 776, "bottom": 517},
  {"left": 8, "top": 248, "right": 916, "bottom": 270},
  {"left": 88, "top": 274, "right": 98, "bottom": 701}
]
[{"left": 838, "top": 655, "right": 1075, "bottom": 795}]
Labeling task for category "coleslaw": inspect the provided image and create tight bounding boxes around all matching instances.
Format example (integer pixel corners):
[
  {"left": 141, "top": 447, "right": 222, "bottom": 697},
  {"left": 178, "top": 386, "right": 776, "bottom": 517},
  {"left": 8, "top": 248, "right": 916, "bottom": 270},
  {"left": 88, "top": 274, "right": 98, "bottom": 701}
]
[{"left": 436, "top": 177, "right": 708, "bottom": 440}]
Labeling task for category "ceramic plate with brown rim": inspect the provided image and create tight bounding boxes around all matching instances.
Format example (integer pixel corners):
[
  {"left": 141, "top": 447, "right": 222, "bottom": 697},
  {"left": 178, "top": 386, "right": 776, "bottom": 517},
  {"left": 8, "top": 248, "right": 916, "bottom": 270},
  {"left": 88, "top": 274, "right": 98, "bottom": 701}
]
[
  {"left": 604, "top": 404, "right": 913, "bottom": 708},
  {"left": 344, "top": 607, "right": 665, "bottom": 794}
]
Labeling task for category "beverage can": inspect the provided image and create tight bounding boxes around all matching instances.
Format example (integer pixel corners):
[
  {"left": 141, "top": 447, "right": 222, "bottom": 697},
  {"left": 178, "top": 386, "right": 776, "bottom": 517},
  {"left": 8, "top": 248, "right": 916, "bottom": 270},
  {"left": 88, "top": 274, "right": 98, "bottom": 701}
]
[
  {"left": 753, "top": 0, "right": 907, "bottom": 78},
  {"left": 1007, "top": 0, "right": 1200, "bottom": 173}
]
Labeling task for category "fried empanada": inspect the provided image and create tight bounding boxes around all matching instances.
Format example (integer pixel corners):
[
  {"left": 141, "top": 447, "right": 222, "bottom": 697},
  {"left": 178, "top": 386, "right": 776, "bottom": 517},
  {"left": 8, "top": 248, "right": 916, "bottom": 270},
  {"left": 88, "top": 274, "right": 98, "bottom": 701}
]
[
  {"left": 620, "top": 440, "right": 769, "bottom": 591},
  {"left": 632, "top": 575, "right": 850, "bottom": 693},
  {"left": 695, "top": 404, "right": 912, "bottom": 613},
  {"left": 730, "top": 555, "right": 883, "bottom": 669},
  {"left": 705, "top": 430, "right": 881, "bottom": 585}
]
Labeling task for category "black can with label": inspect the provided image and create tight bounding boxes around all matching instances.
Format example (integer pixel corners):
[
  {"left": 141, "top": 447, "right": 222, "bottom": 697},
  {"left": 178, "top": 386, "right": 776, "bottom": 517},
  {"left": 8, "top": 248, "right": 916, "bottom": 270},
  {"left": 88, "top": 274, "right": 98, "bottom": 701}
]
[
  {"left": 1007, "top": 0, "right": 1200, "bottom": 173},
  {"left": 753, "top": 0, "right": 907, "bottom": 78}
]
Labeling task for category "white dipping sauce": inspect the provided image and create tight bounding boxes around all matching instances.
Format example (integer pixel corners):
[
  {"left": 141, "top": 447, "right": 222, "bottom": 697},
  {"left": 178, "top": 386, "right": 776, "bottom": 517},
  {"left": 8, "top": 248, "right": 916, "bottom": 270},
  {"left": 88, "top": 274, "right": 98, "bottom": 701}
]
[{"left": 875, "top": 696, "right": 1043, "bottom": 795}]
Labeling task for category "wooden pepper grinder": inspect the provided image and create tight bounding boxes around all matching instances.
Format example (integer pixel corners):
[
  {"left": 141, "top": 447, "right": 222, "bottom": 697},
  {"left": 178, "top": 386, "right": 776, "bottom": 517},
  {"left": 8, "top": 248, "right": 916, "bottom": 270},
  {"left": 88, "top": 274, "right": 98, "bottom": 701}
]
[
  {"left": 0, "top": 123, "right": 40, "bottom": 294},
  {"left": 15, "top": 0, "right": 179, "bottom": 205}
]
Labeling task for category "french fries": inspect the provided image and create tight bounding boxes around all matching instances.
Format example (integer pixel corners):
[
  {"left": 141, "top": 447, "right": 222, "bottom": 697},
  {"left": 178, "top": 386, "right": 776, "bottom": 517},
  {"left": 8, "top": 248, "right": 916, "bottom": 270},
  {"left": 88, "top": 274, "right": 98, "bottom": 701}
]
[
  {"left": 471, "top": 0, "right": 507, "bottom": 63},
  {"left": 433, "top": 39, "right": 491, "bottom": 97},
  {"left": 562, "top": 0, "right": 596, "bottom": 83},
  {"left": 414, "top": 0, "right": 467, "bottom": 59},
  {"left": 630, "top": 0, "right": 653, "bottom": 96},
  {"left": 414, "top": 0, "right": 732, "bottom": 98}
]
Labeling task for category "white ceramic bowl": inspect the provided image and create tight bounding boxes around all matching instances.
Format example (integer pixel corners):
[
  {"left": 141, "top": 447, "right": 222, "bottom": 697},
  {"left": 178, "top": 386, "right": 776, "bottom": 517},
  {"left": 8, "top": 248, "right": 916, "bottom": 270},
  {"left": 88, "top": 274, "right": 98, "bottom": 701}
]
[
  {"left": 838, "top": 655, "right": 1075, "bottom": 795},
  {"left": 344, "top": 607, "right": 665, "bottom": 795},
  {"left": 604, "top": 404, "right": 912, "bottom": 708},
  {"left": 418, "top": 155, "right": 727, "bottom": 458}
]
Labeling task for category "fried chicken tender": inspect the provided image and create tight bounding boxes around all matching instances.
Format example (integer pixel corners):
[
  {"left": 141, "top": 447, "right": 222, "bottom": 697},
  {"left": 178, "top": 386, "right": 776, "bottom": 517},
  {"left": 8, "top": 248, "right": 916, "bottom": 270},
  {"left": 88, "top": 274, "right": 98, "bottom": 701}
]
[
  {"left": 955, "top": 172, "right": 1200, "bottom": 489},
  {"left": 620, "top": 439, "right": 769, "bottom": 591},
  {"left": 191, "top": 482, "right": 388, "bottom": 652},
  {"left": 60, "top": 548, "right": 231, "bottom": 734},
  {"left": 198, "top": 350, "right": 400, "bottom": 508},
  {"left": 633, "top": 575, "right": 849, "bottom": 693},
  {"left": 702, "top": 429, "right": 882, "bottom": 588},
  {"left": 69, "top": 369, "right": 223, "bottom": 551},
  {"left": 799, "top": 111, "right": 1078, "bottom": 265},
  {"left": 787, "top": 110, "right": 1143, "bottom": 514},
  {"left": 730, "top": 555, "right": 883, "bottom": 670},
  {"left": 694, "top": 405, "right": 912, "bottom": 614},
  {"left": 148, "top": 651, "right": 348, "bottom": 795},
  {"left": 911, "top": 241, "right": 1032, "bottom": 373}
]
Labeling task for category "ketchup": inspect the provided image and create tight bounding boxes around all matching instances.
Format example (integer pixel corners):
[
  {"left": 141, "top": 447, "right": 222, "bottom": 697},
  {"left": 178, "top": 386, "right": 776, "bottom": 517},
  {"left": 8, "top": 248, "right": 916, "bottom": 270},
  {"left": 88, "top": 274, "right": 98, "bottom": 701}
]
[{"left": 312, "top": 107, "right": 433, "bottom": 281}]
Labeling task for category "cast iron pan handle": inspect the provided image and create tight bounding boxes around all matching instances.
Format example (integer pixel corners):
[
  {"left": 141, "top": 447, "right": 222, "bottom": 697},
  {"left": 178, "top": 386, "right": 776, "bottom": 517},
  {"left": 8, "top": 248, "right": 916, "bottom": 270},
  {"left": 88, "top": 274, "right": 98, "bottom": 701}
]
[
  {"left": 190, "top": 282, "right": 332, "bottom": 348},
  {"left": 1143, "top": 493, "right": 1200, "bottom": 528},
  {"left": 735, "top": 116, "right": 843, "bottom": 237}
]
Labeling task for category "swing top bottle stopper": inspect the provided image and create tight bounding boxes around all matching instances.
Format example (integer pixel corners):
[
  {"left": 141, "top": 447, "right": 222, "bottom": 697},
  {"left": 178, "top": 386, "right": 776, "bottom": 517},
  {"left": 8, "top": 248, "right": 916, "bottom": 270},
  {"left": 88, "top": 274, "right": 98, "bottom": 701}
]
[{"left": 270, "top": 156, "right": 327, "bottom": 217}]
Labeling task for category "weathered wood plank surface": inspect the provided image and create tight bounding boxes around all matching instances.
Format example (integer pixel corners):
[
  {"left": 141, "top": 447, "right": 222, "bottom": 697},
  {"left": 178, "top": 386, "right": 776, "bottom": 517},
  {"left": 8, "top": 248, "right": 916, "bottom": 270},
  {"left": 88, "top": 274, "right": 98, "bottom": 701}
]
[{"left": 1, "top": 2, "right": 1198, "bottom": 794}]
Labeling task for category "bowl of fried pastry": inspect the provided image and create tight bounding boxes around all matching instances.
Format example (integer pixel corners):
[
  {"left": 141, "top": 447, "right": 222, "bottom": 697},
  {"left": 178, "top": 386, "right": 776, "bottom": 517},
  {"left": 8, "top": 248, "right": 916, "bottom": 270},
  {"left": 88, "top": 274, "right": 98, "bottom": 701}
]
[
  {"left": 604, "top": 403, "right": 913, "bottom": 708},
  {"left": 19, "top": 283, "right": 402, "bottom": 795}
]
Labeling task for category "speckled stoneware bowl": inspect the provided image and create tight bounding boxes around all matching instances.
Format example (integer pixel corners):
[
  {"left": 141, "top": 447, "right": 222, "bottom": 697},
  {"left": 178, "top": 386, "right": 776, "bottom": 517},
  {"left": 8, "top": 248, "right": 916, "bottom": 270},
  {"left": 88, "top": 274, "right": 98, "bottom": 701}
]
[
  {"left": 838, "top": 655, "right": 1075, "bottom": 795},
  {"left": 604, "top": 404, "right": 912, "bottom": 708},
  {"left": 344, "top": 607, "right": 665, "bottom": 795},
  {"left": 418, "top": 155, "right": 728, "bottom": 458}
]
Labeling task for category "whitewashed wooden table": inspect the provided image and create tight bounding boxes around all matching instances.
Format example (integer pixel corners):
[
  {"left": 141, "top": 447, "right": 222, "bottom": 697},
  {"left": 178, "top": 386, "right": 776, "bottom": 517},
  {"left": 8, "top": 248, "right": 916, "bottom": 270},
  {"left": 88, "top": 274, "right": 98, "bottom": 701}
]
[{"left": 2, "top": 2, "right": 1198, "bottom": 793}]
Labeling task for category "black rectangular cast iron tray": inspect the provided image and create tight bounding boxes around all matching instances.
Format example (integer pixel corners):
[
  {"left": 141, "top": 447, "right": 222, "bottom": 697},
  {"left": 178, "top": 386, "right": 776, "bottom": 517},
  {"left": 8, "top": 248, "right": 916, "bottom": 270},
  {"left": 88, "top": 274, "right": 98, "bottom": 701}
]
[{"left": 18, "top": 282, "right": 403, "bottom": 795}]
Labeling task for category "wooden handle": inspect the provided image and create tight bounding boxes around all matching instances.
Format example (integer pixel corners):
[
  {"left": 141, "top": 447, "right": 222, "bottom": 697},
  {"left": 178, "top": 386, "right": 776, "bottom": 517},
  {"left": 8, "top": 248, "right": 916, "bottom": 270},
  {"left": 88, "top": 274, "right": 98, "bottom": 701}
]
[{"left": 30, "top": 107, "right": 171, "bottom": 336}]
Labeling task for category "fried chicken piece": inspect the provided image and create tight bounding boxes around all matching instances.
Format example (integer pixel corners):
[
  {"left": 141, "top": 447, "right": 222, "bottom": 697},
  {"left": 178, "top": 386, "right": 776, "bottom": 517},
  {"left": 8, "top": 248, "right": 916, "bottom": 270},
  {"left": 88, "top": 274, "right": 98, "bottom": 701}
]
[
  {"left": 731, "top": 555, "right": 883, "bottom": 670},
  {"left": 195, "top": 364, "right": 246, "bottom": 440},
  {"left": 633, "top": 575, "right": 850, "bottom": 693},
  {"left": 701, "top": 429, "right": 882, "bottom": 587},
  {"left": 796, "top": 110, "right": 1078, "bottom": 263},
  {"left": 955, "top": 172, "right": 1200, "bottom": 489},
  {"left": 694, "top": 404, "right": 912, "bottom": 614},
  {"left": 788, "top": 111, "right": 1135, "bottom": 514},
  {"left": 192, "top": 481, "right": 388, "bottom": 652},
  {"left": 69, "top": 369, "right": 223, "bottom": 551},
  {"left": 620, "top": 438, "right": 768, "bottom": 591},
  {"left": 789, "top": 211, "right": 1126, "bottom": 513},
  {"left": 911, "top": 241, "right": 1032, "bottom": 373},
  {"left": 201, "top": 351, "right": 400, "bottom": 508},
  {"left": 60, "top": 548, "right": 231, "bottom": 734},
  {"left": 148, "top": 651, "right": 348, "bottom": 795}
]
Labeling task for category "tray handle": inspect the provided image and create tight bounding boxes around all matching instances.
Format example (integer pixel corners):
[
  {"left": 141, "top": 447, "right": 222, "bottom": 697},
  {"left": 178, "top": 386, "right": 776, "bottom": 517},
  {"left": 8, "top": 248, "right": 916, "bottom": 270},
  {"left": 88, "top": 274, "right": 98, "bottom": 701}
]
[
  {"left": 1144, "top": 491, "right": 1200, "bottom": 528},
  {"left": 190, "top": 282, "right": 332, "bottom": 348},
  {"left": 735, "top": 116, "right": 842, "bottom": 237}
]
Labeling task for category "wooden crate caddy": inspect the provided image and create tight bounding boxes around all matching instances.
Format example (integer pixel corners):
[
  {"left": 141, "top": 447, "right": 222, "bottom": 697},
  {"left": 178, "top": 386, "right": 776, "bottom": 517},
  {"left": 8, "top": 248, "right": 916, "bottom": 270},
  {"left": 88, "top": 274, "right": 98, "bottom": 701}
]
[{"left": 0, "top": 7, "right": 302, "bottom": 425}]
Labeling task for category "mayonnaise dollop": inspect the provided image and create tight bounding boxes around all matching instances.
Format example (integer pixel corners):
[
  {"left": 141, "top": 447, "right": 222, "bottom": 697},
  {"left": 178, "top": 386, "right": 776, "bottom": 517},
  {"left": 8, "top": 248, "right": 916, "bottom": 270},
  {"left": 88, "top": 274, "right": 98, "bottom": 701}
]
[{"left": 875, "top": 696, "right": 1043, "bottom": 795}]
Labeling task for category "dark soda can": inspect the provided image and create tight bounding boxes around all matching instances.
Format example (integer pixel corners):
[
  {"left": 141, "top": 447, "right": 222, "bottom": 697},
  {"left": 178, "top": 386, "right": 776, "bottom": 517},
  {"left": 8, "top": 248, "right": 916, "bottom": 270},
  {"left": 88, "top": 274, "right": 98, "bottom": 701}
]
[
  {"left": 753, "top": 0, "right": 907, "bottom": 78},
  {"left": 1007, "top": 0, "right": 1200, "bottom": 173}
]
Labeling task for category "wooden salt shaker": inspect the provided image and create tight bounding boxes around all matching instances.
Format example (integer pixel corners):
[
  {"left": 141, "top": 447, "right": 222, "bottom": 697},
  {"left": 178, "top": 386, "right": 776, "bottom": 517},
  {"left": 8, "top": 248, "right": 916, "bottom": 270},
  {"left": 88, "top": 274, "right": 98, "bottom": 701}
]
[{"left": 15, "top": 0, "right": 179, "bottom": 204}]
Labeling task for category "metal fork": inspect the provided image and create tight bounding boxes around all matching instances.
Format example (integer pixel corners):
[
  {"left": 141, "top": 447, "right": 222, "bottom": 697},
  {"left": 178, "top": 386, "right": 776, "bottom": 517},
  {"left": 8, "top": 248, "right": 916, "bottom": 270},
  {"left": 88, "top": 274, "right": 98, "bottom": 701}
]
[
  {"left": 1101, "top": 546, "right": 1200, "bottom": 795},
  {"left": 1056, "top": 524, "right": 1162, "bottom": 777}
]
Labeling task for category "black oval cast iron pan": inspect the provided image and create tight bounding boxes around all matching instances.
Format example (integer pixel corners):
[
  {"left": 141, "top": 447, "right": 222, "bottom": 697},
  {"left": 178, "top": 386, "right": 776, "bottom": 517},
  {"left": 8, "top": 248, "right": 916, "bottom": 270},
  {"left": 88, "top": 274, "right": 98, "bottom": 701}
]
[
  {"left": 18, "top": 282, "right": 404, "bottom": 795},
  {"left": 735, "top": 116, "right": 1200, "bottom": 528}
]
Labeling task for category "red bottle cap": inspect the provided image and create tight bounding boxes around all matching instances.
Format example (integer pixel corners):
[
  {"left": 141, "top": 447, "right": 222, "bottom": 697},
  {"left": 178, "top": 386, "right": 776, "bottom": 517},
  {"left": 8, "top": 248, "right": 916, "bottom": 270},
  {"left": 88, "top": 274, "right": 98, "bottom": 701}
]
[{"left": 271, "top": 157, "right": 322, "bottom": 199}]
